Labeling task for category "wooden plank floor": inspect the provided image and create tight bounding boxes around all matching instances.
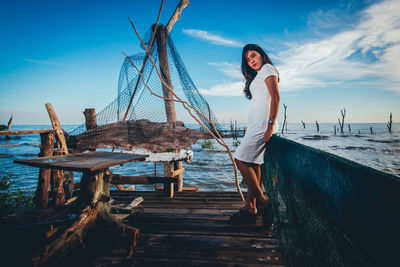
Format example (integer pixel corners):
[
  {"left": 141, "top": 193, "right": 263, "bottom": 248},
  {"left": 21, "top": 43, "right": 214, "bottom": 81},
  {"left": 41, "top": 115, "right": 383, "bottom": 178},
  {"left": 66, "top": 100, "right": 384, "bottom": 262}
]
[{"left": 102, "top": 190, "right": 284, "bottom": 266}]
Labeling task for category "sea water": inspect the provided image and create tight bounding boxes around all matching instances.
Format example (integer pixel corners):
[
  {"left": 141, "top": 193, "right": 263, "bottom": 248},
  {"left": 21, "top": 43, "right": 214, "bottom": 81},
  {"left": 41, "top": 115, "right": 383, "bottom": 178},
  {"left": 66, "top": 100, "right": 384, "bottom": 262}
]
[{"left": 0, "top": 123, "right": 399, "bottom": 192}]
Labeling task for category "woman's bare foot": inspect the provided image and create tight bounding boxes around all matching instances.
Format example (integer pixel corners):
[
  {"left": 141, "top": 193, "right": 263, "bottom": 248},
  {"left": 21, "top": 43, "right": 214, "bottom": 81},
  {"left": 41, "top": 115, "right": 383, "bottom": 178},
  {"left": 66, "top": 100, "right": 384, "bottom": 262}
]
[{"left": 257, "top": 196, "right": 270, "bottom": 210}]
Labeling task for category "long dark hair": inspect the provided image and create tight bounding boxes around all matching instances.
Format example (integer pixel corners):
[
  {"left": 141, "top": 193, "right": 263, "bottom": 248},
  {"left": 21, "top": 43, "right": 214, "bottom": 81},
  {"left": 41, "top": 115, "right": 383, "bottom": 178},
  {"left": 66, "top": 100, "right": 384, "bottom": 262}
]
[{"left": 241, "top": 44, "right": 278, "bottom": 100}]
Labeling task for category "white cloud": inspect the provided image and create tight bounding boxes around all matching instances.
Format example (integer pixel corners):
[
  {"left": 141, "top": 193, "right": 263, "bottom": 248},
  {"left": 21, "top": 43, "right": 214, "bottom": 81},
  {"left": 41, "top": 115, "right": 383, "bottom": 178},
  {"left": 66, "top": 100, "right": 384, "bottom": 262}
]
[
  {"left": 207, "top": 62, "right": 242, "bottom": 79},
  {"left": 199, "top": 81, "right": 244, "bottom": 96},
  {"left": 276, "top": 0, "right": 400, "bottom": 92},
  {"left": 182, "top": 29, "right": 244, "bottom": 47},
  {"left": 201, "top": 0, "right": 400, "bottom": 96}
]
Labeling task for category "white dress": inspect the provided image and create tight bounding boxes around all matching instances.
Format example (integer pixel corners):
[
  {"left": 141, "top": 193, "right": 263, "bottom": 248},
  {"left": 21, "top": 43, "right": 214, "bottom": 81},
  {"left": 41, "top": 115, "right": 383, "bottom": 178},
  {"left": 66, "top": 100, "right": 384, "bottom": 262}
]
[{"left": 234, "top": 63, "right": 279, "bottom": 164}]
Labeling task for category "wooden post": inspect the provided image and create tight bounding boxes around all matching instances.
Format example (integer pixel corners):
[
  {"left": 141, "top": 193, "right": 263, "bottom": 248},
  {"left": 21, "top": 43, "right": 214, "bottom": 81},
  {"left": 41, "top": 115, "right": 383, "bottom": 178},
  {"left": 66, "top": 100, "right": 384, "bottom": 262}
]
[
  {"left": 174, "top": 161, "right": 183, "bottom": 192},
  {"left": 35, "top": 132, "right": 54, "bottom": 209},
  {"left": 83, "top": 108, "right": 97, "bottom": 131},
  {"left": 45, "top": 103, "right": 72, "bottom": 203},
  {"left": 156, "top": 25, "right": 177, "bottom": 122},
  {"left": 84, "top": 108, "right": 97, "bottom": 152},
  {"left": 166, "top": 0, "right": 190, "bottom": 34},
  {"left": 5, "top": 114, "right": 13, "bottom": 139},
  {"left": 45, "top": 103, "right": 68, "bottom": 155},
  {"left": 7, "top": 114, "right": 12, "bottom": 131},
  {"left": 163, "top": 162, "right": 174, "bottom": 198},
  {"left": 51, "top": 150, "right": 66, "bottom": 206},
  {"left": 157, "top": 26, "right": 186, "bottom": 193},
  {"left": 79, "top": 169, "right": 112, "bottom": 213}
]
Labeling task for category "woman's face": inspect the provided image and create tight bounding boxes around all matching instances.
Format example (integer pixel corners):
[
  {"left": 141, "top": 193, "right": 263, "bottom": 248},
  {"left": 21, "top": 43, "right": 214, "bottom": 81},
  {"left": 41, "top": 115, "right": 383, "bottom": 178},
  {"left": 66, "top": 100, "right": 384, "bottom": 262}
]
[{"left": 246, "top": 50, "right": 262, "bottom": 71}]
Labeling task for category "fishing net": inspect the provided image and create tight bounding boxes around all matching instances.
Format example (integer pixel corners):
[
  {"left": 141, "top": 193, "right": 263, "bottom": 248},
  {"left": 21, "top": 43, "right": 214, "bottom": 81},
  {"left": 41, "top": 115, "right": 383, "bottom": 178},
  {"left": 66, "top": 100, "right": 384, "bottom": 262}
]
[
  {"left": 69, "top": 24, "right": 221, "bottom": 141},
  {"left": 262, "top": 135, "right": 400, "bottom": 267}
]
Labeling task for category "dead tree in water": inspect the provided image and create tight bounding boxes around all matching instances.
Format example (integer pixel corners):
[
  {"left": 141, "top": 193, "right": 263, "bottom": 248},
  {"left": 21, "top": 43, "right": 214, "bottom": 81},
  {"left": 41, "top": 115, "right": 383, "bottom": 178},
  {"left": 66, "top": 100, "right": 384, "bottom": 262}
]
[
  {"left": 301, "top": 120, "right": 306, "bottom": 128},
  {"left": 230, "top": 119, "right": 238, "bottom": 140},
  {"left": 387, "top": 112, "right": 392, "bottom": 132},
  {"left": 5, "top": 114, "right": 13, "bottom": 139},
  {"left": 338, "top": 108, "right": 346, "bottom": 133},
  {"left": 281, "top": 104, "right": 287, "bottom": 134},
  {"left": 315, "top": 121, "right": 319, "bottom": 132}
]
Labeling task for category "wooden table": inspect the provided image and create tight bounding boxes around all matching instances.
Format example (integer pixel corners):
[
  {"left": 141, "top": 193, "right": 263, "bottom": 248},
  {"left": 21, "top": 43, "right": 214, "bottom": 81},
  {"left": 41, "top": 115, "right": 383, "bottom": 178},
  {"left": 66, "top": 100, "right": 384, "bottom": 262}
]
[
  {"left": 15, "top": 151, "right": 148, "bottom": 208},
  {"left": 14, "top": 151, "right": 148, "bottom": 264},
  {"left": 14, "top": 151, "right": 148, "bottom": 172}
]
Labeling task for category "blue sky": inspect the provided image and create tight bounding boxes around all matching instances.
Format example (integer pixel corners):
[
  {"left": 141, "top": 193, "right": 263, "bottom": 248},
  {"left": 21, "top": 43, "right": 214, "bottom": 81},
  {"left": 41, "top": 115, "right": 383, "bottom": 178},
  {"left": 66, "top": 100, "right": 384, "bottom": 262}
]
[{"left": 1, "top": 0, "right": 399, "bottom": 125}]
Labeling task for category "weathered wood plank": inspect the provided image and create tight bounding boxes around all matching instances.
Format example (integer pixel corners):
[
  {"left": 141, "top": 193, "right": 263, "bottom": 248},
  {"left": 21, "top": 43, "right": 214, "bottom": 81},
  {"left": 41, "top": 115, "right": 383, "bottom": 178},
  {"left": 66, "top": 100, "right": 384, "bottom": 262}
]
[
  {"left": 111, "top": 175, "right": 178, "bottom": 185},
  {"left": 14, "top": 152, "right": 148, "bottom": 172},
  {"left": 0, "top": 129, "right": 55, "bottom": 136},
  {"left": 132, "top": 234, "right": 283, "bottom": 265}
]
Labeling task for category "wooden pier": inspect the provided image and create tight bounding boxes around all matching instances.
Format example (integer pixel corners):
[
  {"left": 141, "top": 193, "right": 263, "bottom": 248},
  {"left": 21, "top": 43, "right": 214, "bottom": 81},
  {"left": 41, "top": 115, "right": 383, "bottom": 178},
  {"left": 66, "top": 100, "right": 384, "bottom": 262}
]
[{"left": 89, "top": 190, "right": 284, "bottom": 266}]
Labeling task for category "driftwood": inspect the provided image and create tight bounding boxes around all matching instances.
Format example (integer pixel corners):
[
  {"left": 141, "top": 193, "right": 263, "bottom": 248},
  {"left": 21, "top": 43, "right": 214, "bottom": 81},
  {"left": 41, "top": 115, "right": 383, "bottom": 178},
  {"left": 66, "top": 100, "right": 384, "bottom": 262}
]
[
  {"left": 31, "top": 168, "right": 139, "bottom": 266},
  {"left": 67, "top": 119, "right": 210, "bottom": 153},
  {"left": 0, "top": 129, "right": 55, "bottom": 136},
  {"left": 166, "top": 0, "right": 190, "bottom": 34}
]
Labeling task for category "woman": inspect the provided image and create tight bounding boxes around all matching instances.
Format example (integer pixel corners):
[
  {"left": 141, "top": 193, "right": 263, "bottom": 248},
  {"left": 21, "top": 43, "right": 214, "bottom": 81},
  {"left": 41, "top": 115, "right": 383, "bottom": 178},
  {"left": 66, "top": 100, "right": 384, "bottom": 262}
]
[{"left": 230, "top": 44, "right": 280, "bottom": 226}]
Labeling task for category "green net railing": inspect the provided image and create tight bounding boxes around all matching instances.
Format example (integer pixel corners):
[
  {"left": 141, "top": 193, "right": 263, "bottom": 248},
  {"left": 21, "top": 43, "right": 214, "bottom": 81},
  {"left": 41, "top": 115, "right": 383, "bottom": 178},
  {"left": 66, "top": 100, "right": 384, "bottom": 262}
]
[{"left": 262, "top": 135, "right": 400, "bottom": 267}]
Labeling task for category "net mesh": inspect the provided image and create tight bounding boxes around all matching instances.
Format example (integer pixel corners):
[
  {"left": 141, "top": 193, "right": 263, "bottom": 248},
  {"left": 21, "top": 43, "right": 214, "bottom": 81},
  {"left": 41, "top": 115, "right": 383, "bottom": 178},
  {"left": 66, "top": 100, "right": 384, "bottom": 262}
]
[
  {"left": 262, "top": 135, "right": 400, "bottom": 266},
  {"left": 69, "top": 25, "right": 221, "bottom": 138}
]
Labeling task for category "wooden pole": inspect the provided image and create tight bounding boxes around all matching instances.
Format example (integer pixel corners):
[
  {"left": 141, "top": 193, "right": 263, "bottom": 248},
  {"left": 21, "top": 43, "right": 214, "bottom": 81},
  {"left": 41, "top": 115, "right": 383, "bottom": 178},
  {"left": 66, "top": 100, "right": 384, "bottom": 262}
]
[
  {"left": 174, "top": 161, "right": 183, "bottom": 191},
  {"left": 45, "top": 103, "right": 68, "bottom": 155},
  {"left": 46, "top": 103, "right": 71, "bottom": 204},
  {"left": 83, "top": 108, "right": 97, "bottom": 130},
  {"left": 166, "top": 0, "right": 190, "bottom": 34},
  {"left": 84, "top": 108, "right": 97, "bottom": 152},
  {"left": 35, "top": 132, "right": 54, "bottom": 209},
  {"left": 7, "top": 114, "right": 12, "bottom": 131},
  {"left": 123, "top": 0, "right": 165, "bottom": 122},
  {"left": 51, "top": 151, "right": 66, "bottom": 206},
  {"left": 163, "top": 162, "right": 174, "bottom": 198},
  {"left": 156, "top": 25, "right": 177, "bottom": 123}
]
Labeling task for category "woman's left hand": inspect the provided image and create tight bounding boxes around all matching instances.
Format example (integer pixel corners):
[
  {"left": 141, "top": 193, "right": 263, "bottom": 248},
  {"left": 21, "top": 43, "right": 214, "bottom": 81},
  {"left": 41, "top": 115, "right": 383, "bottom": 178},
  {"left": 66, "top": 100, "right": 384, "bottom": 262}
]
[{"left": 263, "top": 126, "right": 274, "bottom": 143}]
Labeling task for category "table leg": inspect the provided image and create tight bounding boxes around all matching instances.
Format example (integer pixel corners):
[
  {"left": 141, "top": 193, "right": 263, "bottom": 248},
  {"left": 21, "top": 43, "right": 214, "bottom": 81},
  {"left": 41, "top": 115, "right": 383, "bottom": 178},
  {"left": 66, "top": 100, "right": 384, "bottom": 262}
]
[
  {"left": 163, "top": 162, "right": 174, "bottom": 198},
  {"left": 35, "top": 132, "right": 54, "bottom": 209}
]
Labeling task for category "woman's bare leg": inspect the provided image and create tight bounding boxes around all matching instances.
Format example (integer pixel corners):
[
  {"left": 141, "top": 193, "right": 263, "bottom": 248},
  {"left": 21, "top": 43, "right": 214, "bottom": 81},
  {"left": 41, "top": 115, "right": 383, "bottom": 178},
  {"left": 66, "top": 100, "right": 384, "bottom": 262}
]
[{"left": 235, "top": 159, "right": 269, "bottom": 211}]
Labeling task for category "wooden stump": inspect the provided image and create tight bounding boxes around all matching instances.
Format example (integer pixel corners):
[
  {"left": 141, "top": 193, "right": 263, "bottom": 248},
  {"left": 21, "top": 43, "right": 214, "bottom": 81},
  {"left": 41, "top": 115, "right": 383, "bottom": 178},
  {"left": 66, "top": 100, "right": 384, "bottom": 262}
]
[
  {"left": 35, "top": 132, "right": 54, "bottom": 209},
  {"left": 84, "top": 108, "right": 97, "bottom": 152},
  {"left": 33, "top": 168, "right": 139, "bottom": 266},
  {"left": 83, "top": 108, "right": 97, "bottom": 131}
]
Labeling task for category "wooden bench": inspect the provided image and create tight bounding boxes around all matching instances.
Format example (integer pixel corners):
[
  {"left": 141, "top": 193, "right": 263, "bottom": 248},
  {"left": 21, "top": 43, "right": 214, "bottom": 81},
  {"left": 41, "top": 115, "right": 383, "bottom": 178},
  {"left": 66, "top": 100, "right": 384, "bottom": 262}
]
[{"left": 111, "top": 174, "right": 180, "bottom": 198}]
